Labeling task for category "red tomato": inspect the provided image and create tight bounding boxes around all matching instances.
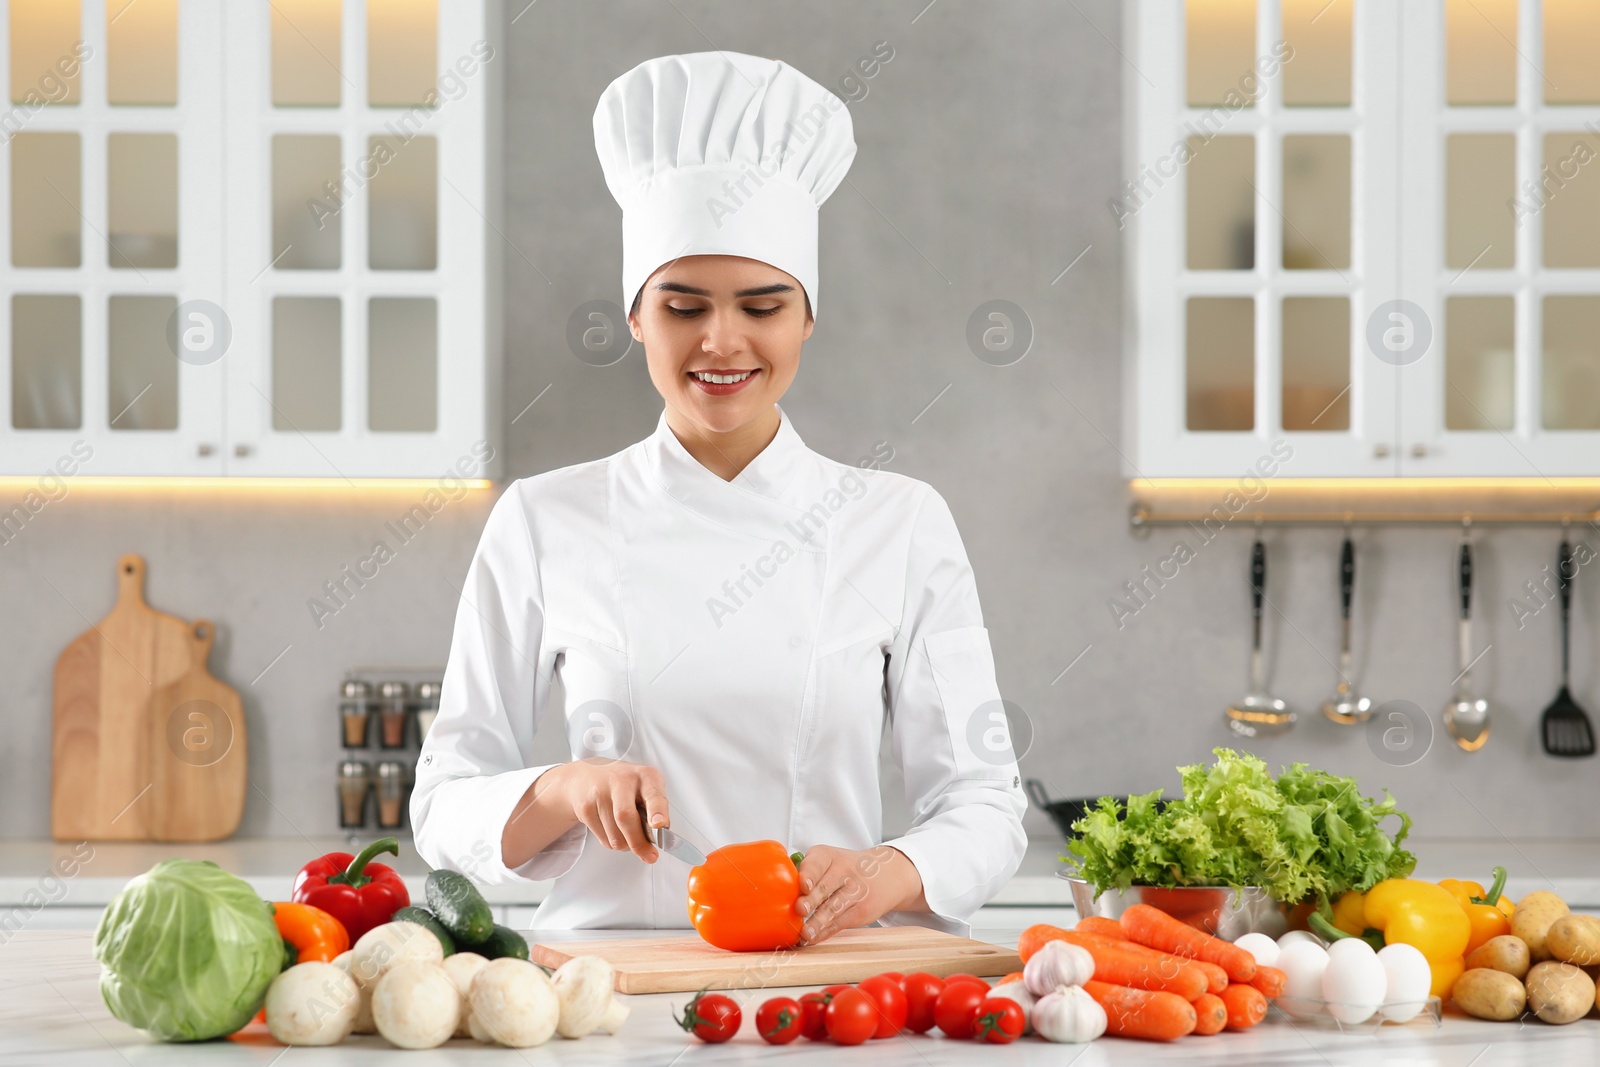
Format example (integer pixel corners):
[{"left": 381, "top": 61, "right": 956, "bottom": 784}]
[
  {"left": 900, "top": 972, "right": 946, "bottom": 1034},
  {"left": 973, "top": 997, "right": 1025, "bottom": 1044},
  {"left": 674, "top": 990, "right": 741, "bottom": 1043},
  {"left": 934, "top": 982, "right": 988, "bottom": 1039},
  {"left": 755, "top": 997, "right": 803, "bottom": 1045},
  {"left": 942, "top": 973, "right": 990, "bottom": 990},
  {"left": 878, "top": 971, "right": 905, "bottom": 982},
  {"left": 799, "top": 991, "right": 832, "bottom": 1040},
  {"left": 855, "top": 975, "right": 908, "bottom": 1039},
  {"left": 821, "top": 983, "right": 851, "bottom": 998},
  {"left": 824, "top": 988, "right": 877, "bottom": 1046}
]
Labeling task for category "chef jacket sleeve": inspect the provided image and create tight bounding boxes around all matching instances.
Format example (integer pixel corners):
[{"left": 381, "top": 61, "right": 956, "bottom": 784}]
[
  {"left": 410, "top": 481, "right": 588, "bottom": 886},
  {"left": 878, "top": 484, "right": 1028, "bottom": 935}
]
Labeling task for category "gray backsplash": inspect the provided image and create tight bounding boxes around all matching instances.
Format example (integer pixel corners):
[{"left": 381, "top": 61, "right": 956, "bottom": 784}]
[{"left": 4, "top": 2, "right": 1597, "bottom": 843}]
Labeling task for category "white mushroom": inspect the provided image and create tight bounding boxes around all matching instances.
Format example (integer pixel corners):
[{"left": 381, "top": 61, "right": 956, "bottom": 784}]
[
  {"left": 552, "top": 955, "right": 616, "bottom": 1038},
  {"left": 264, "top": 961, "right": 361, "bottom": 1046},
  {"left": 371, "top": 962, "right": 459, "bottom": 1050},
  {"left": 349, "top": 921, "right": 445, "bottom": 987},
  {"left": 331, "top": 950, "right": 375, "bottom": 1034},
  {"left": 468, "top": 958, "right": 559, "bottom": 1048},
  {"left": 595, "top": 995, "right": 631, "bottom": 1036},
  {"left": 441, "top": 952, "right": 490, "bottom": 1039}
]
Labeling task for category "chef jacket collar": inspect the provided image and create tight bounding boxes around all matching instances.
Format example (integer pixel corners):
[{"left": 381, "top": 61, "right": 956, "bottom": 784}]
[{"left": 644, "top": 404, "right": 822, "bottom": 546}]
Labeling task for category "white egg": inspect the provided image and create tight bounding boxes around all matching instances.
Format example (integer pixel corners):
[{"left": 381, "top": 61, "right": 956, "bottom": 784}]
[
  {"left": 1277, "top": 929, "right": 1329, "bottom": 951},
  {"left": 1376, "top": 942, "right": 1432, "bottom": 1023},
  {"left": 1321, "top": 938, "right": 1386, "bottom": 1025},
  {"left": 1234, "top": 932, "right": 1281, "bottom": 968},
  {"left": 1276, "top": 941, "right": 1331, "bottom": 1019}
]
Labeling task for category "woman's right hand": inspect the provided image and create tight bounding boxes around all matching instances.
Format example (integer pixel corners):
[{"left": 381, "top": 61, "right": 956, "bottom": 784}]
[{"left": 551, "top": 757, "right": 670, "bottom": 862}]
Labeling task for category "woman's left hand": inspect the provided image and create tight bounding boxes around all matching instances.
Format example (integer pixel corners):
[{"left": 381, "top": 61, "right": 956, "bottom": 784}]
[{"left": 793, "top": 844, "right": 926, "bottom": 945}]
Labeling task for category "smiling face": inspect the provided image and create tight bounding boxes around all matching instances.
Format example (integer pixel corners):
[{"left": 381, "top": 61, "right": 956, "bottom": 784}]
[{"left": 628, "top": 255, "right": 813, "bottom": 436}]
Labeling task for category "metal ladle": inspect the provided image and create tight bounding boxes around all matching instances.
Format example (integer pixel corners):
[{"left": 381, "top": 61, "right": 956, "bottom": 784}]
[
  {"left": 1226, "top": 536, "right": 1295, "bottom": 737},
  {"left": 1443, "top": 529, "right": 1490, "bottom": 751},
  {"left": 1323, "top": 534, "right": 1373, "bottom": 725}
]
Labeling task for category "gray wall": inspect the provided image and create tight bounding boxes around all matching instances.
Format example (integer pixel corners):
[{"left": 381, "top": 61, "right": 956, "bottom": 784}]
[{"left": 5, "top": 2, "right": 1598, "bottom": 844}]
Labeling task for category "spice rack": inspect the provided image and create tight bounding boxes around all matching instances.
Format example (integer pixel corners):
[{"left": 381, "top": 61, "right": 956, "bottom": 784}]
[{"left": 337, "top": 665, "right": 443, "bottom": 838}]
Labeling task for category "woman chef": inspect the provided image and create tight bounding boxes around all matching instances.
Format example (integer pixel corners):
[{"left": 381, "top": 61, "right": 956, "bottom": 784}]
[{"left": 412, "top": 51, "right": 1027, "bottom": 942}]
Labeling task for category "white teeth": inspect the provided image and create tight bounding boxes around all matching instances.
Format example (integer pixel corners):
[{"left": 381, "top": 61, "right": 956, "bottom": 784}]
[{"left": 692, "top": 370, "right": 753, "bottom": 385}]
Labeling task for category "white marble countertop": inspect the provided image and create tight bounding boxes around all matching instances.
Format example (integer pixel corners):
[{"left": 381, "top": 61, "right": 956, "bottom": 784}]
[
  {"left": 5, "top": 926, "right": 1600, "bottom": 1065},
  {"left": 3, "top": 835, "right": 1599, "bottom": 910}
]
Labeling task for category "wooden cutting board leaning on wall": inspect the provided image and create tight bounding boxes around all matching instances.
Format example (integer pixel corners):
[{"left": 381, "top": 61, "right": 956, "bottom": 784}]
[{"left": 51, "top": 554, "right": 247, "bottom": 841}]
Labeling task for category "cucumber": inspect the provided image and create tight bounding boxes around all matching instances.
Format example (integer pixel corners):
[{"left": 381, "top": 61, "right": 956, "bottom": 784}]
[
  {"left": 391, "top": 905, "right": 456, "bottom": 957},
  {"left": 476, "top": 924, "right": 529, "bottom": 961},
  {"left": 425, "top": 869, "right": 495, "bottom": 946}
]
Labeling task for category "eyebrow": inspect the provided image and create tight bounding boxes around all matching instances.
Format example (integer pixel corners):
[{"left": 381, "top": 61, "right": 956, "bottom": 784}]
[{"left": 652, "top": 281, "right": 796, "bottom": 298}]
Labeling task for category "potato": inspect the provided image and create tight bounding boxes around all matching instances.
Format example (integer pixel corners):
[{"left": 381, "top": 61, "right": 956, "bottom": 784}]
[
  {"left": 1546, "top": 915, "right": 1600, "bottom": 966},
  {"left": 1525, "top": 961, "right": 1595, "bottom": 1024},
  {"left": 1452, "top": 968, "right": 1527, "bottom": 1021},
  {"left": 1512, "top": 891, "right": 1571, "bottom": 963},
  {"left": 1465, "top": 935, "right": 1531, "bottom": 979}
]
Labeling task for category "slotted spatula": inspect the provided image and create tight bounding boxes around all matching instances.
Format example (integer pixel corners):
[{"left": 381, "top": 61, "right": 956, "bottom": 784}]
[{"left": 1541, "top": 539, "right": 1595, "bottom": 757}]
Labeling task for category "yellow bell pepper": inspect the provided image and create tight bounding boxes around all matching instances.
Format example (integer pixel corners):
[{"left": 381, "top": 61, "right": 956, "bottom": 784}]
[
  {"left": 1318, "top": 879, "right": 1472, "bottom": 998},
  {"left": 1438, "top": 866, "right": 1514, "bottom": 955}
]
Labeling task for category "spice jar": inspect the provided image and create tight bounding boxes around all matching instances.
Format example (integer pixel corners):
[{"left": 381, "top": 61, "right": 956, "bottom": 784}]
[
  {"left": 337, "top": 761, "right": 372, "bottom": 828},
  {"left": 339, "top": 679, "right": 374, "bottom": 748},
  {"left": 377, "top": 680, "right": 410, "bottom": 749},
  {"left": 376, "top": 761, "right": 408, "bottom": 830},
  {"left": 414, "top": 681, "right": 442, "bottom": 744}
]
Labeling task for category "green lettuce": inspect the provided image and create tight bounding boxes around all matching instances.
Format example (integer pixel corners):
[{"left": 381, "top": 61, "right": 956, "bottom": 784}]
[
  {"left": 1063, "top": 748, "right": 1415, "bottom": 904},
  {"left": 94, "top": 859, "right": 283, "bottom": 1041}
]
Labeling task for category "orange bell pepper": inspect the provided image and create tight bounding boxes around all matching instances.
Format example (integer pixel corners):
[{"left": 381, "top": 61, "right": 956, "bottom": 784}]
[
  {"left": 272, "top": 901, "right": 350, "bottom": 963},
  {"left": 1439, "top": 866, "right": 1514, "bottom": 955},
  {"left": 687, "top": 840, "right": 805, "bottom": 952}
]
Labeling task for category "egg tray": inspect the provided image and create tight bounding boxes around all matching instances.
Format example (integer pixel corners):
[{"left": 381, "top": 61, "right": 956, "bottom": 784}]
[{"left": 1266, "top": 996, "right": 1444, "bottom": 1034}]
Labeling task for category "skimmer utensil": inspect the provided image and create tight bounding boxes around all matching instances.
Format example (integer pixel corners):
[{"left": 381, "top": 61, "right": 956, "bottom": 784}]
[{"left": 1226, "top": 537, "right": 1294, "bottom": 738}]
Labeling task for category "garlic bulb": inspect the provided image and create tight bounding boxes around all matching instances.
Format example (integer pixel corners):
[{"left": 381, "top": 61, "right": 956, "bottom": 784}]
[
  {"left": 1023, "top": 940, "right": 1096, "bottom": 996},
  {"left": 987, "top": 981, "right": 1037, "bottom": 1035},
  {"left": 1032, "top": 985, "right": 1106, "bottom": 1044}
]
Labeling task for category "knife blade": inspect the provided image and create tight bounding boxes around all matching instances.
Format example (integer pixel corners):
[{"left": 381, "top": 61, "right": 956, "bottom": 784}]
[{"left": 652, "top": 825, "right": 706, "bottom": 866}]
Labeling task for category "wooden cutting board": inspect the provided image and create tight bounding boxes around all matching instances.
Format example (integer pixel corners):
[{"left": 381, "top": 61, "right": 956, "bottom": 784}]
[
  {"left": 529, "top": 926, "right": 1022, "bottom": 994},
  {"left": 145, "top": 619, "right": 248, "bottom": 841},
  {"left": 51, "top": 555, "right": 245, "bottom": 841}
]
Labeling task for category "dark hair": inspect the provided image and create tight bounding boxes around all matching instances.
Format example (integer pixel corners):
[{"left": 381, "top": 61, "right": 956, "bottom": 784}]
[{"left": 630, "top": 287, "right": 812, "bottom": 321}]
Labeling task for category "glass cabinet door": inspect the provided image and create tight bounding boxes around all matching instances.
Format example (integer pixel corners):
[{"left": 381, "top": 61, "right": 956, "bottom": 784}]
[{"left": 4, "top": 0, "right": 225, "bottom": 475}]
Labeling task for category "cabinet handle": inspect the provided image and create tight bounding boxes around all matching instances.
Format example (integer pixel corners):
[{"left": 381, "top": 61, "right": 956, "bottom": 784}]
[
  {"left": 1411, "top": 443, "right": 1428, "bottom": 458},
  {"left": 197, "top": 443, "right": 215, "bottom": 457},
  {"left": 1373, "top": 443, "right": 1390, "bottom": 458},
  {"left": 234, "top": 444, "right": 254, "bottom": 458}
]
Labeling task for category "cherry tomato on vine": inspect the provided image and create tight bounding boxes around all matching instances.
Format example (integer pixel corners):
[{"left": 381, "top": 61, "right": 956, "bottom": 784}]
[
  {"left": 674, "top": 989, "right": 741, "bottom": 1043},
  {"left": 824, "top": 987, "right": 877, "bottom": 1046},
  {"left": 900, "top": 972, "right": 946, "bottom": 1034},
  {"left": 799, "top": 991, "right": 832, "bottom": 1040},
  {"left": 856, "top": 975, "right": 908, "bottom": 1039},
  {"left": 973, "top": 997, "right": 1026, "bottom": 1044},
  {"left": 755, "top": 996, "right": 802, "bottom": 1044},
  {"left": 934, "top": 981, "right": 988, "bottom": 1039}
]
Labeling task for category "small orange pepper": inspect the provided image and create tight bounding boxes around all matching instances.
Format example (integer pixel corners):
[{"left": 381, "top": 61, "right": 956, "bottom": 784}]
[
  {"left": 272, "top": 901, "right": 350, "bottom": 963},
  {"left": 1439, "top": 866, "right": 1514, "bottom": 955}
]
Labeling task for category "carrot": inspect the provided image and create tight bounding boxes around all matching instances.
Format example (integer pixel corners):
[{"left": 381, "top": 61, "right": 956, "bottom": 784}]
[
  {"left": 1220, "top": 983, "right": 1268, "bottom": 1030},
  {"left": 998, "top": 971, "right": 1024, "bottom": 986},
  {"left": 1017, "top": 923, "right": 1072, "bottom": 963},
  {"left": 1083, "top": 980, "right": 1197, "bottom": 1042},
  {"left": 1072, "top": 930, "right": 1228, "bottom": 995},
  {"left": 1248, "top": 965, "right": 1286, "bottom": 999},
  {"left": 1191, "top": 992, "right": 1227, "bottom": 1035},
  {"left": 1118, "top": 904, "right": 1258, "bottom": 983},
  {"left": 1075, "top": 916, "right": 1128, "bottom": 940},
  {"left": 1051, "top": 931, "right": 1208, "bottom": 1001}
]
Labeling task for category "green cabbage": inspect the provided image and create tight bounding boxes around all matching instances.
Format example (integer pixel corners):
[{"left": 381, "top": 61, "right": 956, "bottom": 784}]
[
  {"left": 93, "top": 859, "right": 283, "bottom": 1041},
  {"left": 1063, "top": 748, "right": 1416, "bottom": 905}
]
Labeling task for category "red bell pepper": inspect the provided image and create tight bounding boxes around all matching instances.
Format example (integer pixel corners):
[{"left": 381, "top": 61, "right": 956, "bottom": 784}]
[
  {"left": 687, "top": 840, "right": 806, "bottom": 952},
  {"left": 291, "top": 836, "right": 410, "bottom": 942}
]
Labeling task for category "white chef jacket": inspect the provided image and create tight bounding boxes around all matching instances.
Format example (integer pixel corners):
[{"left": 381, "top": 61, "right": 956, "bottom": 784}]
[{"left": 411, "top": 404, "right": 1027, "bottom": 936}]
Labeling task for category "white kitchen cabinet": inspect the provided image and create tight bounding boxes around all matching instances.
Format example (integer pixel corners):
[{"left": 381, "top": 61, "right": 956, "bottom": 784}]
[
  {"left": 0, "top": 0, "right": 503, "bottom": 479},
  {"left": 1126, "top": 0, "right": 1600, "bottom": 479}
]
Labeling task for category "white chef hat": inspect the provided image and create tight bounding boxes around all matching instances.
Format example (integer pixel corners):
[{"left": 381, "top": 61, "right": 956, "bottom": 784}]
[{"left": 593, "top": 51, "right": 857, "bottom": 320}]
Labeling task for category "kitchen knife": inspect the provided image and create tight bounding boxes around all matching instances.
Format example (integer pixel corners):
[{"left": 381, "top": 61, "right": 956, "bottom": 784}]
[{"left": 637, "top": 799, "right": 707, "bottom": 864}]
